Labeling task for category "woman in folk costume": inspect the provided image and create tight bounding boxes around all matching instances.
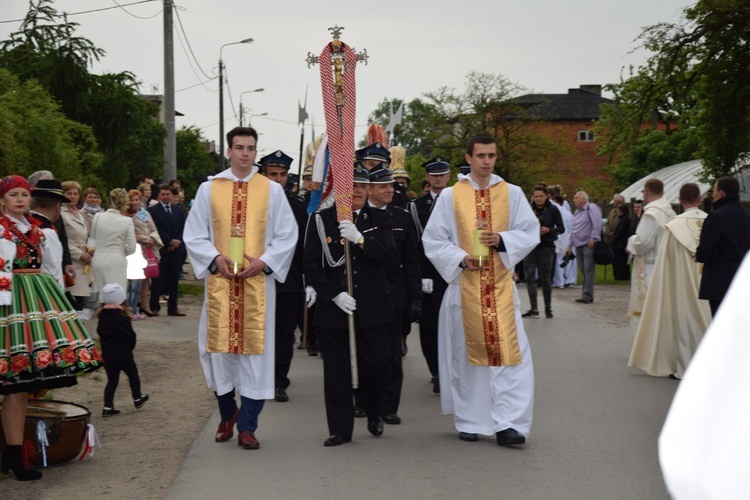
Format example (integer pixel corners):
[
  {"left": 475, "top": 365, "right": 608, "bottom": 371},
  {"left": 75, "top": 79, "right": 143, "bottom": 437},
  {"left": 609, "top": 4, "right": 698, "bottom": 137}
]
[{"left": 0, "top": 175, "right": 103, "bottom": 481}]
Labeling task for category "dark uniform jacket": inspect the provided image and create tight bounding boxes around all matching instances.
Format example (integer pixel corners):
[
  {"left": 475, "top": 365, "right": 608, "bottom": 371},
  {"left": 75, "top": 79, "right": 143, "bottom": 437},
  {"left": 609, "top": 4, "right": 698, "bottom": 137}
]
[
  {"left": 304, "top": 204, "right": 396, "bottom": 330},
  {"left": 390, "top": 184, "right": 409, "bottom": 209},
  {"left": 277, "top": 190, "right": 308, "bottom": 294},
  {"left": 383, "top": 204, "right": 422, "bottom": 311},
  {"left": 409, "top": 193, "right": 447, "bottom": 292},
  {"left": 696, "top": 195, "right": 750, "bottom": 302}
]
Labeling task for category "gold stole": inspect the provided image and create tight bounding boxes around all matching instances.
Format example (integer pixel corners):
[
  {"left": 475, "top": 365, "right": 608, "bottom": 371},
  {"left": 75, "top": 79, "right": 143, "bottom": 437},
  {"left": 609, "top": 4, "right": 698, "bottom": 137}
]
[
  {"left": 206, "top": 176, "right": 269, "bottom": 354},
  {"left": 454, "top": 180, "right": 522, "bottom": 367}
]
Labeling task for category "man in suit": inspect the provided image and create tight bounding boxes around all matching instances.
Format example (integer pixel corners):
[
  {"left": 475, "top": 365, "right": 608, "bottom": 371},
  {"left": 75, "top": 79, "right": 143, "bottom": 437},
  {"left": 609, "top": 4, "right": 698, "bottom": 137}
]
[
  {"left": 408, "top": 156, "right": 451, "bottom": 394},
  {"left": 696, "top": 176, "right": 750, "bottom": 316},
  {"left": 148, "top": 184, "right": 186, "bottom": 316},
  {"left": 259, "top": 150, "right": 310, "bottom": 402},
  {"left": 366, "top": 165, "right": 421, "bottom": 425},
  {"left": 303, "top": 164, "right": 397, "bottom": 446}
]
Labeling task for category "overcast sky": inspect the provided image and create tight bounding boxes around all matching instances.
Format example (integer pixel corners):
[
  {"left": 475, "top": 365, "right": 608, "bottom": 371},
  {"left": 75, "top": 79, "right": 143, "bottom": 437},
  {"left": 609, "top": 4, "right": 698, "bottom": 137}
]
[{"left": 1, "top": 0, "right": 695, "bottom": 170}]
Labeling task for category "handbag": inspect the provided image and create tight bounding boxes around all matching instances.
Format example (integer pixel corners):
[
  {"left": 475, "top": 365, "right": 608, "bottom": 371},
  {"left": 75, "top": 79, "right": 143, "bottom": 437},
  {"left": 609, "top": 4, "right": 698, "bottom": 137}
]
[
  {"left": 593, "top": 241, "right": 614, "bottom": 265},
  {"left": 143, "top": 246, "right": 160, "bottom": 279}
]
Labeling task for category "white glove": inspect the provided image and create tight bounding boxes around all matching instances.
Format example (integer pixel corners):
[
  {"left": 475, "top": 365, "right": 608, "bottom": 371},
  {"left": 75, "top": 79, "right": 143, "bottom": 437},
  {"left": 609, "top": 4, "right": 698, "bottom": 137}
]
[
  {"left": 333, "top": 291, "right": 357, "bottom": 315},
  {"left": 305, "top": 286, "right": 317, "bottom": 308},
  {"left": 421, "top": 279, "right": 433, "bottom": 294},
  {"left": 338, "top": 220, "right": 363, "bottom": 245}
]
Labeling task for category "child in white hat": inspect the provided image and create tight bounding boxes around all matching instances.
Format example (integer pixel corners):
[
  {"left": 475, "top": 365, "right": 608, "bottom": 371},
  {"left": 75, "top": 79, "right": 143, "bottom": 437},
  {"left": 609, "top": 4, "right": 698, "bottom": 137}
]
[{"left": 98, "top": 283, "right": 149, "bottom": 416}]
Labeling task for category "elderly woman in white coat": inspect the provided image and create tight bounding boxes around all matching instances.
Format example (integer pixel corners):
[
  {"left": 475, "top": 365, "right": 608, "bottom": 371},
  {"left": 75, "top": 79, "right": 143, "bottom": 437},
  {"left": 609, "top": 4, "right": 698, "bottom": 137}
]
[
  {"left": 60, "top": 181, "right": 95, "bottom": 310},
  {"left": 91, "top": 188, "right": 136, "bottom": 301}
]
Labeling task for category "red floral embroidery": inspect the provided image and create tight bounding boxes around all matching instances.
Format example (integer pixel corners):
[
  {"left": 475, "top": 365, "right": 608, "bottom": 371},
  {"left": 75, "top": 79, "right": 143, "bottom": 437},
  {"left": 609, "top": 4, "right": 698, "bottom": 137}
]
[
  {"left": 35, "top": 350, "right": 53, "bottom": 369},
  {"left": 0, "top": 276, "right": 9, "bottom": 291},
  {"left": 78, "top": 349, "right": 92, "bottom": 362},
  {"left": 62, "top": 347, "right": 76, "bottom": 364},
  {"left": 0, "top": 358, "right": 8, "bottom": 375},
  {"left": 10, "top": 354, "right": 30, "bottom": 374},
  {"left": 0, "top": 256, "right": 6, "bottom": 269},
  {"left": 91, "top": 347, "right": 103, "bottom": 362}
]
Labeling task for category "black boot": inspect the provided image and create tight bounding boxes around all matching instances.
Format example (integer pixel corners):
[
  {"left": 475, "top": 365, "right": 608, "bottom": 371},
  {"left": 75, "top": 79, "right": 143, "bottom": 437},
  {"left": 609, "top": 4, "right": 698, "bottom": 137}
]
[{"left": 1, "top": 441, "right": 43, "bottom": 481}]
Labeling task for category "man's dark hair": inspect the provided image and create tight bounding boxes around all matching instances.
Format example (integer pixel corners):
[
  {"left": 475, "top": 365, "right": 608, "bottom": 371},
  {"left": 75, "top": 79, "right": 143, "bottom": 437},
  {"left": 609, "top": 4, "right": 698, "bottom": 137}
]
[
  {"left": 168, "top": 179, "right": 180, "bottom": 187},
  {"left": 421, "top": 180, "right": 430, "bottom": 189},
  {"left": 170, "top": 187, "right": 179, "bottom": 196},
  {"left": 716, "top": 176, "right": 740, "bottom": 197},
  {"left": 634, "top": 199, "right": 643, "bottom": 206},
  {"left": 553, "top": 195, "right": 564, "bottom": 205},
  {"left": 533, "top": 185, "right": 548, "bottom": 196},
  {"left": 158, "top": 184, "right": 171, "bottom": 193},
  {"left": 617, "top": 203, "right": 630, "bottom": 217},
  {"left": 644, "top": 178, "right": 664, "bottom": 196},
  {"left": 30, "top": 197, "right": 60, "bottom": 210},
  {"left": 466, "top": 133, "right": 496, "bottom": 155},
  {"left": 679, "top": 183, "right": 701, "bottom": 204},
  {"left": 226, "top": 126, "right": 258, "bottom": 148}
]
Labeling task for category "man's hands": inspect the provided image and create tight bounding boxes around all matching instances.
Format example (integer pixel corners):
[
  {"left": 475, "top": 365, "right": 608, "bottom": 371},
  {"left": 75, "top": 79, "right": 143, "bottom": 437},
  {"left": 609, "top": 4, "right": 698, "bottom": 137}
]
[
  {"left": 461, "top": 255, "right": 488, "bottom": 271},
  {"left": 333, "top": 292, "right": 356, "bottom": 315},
  {"left": 305, "top": 286, "right": 317, "bottom": 307},
  {"left": 421, "top": 279, "right": 433, "bottom": 294},
  {"left": 214, "top": 254, "right": 267, "bottom": 279},
  {"left": 477, "top": 230, "right": 501, "bottom": 248},
  {"left": 338, "top": 221, "right": 363, "bottom": 245}
]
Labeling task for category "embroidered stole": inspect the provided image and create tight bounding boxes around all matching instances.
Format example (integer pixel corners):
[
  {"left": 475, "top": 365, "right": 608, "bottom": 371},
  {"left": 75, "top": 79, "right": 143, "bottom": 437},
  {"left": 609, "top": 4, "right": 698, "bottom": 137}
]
[
  {"left": 454, "top": 180, "right": 521, "bottom": 367},
  {"left": 206, "top": 177, "right": 269, "bottom": 354}
]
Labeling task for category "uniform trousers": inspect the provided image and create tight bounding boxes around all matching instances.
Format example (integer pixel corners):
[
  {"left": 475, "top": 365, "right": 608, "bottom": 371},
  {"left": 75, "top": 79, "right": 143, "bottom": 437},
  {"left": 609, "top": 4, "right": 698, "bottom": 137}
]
[
  {"left": 420, "top": 288, "right": 446, "bottom": 378},
  {"left": 275, "top": 291, "right": 302, "bottom": 390},
  {"left": 103, "top": 358, "right": 142, "bottom": 408},
  {"left": 321, "top": 323, "right": 391, "bottom": 438},
  {"left": 381, "top": 309, "right": 405, "bottom": 416}
]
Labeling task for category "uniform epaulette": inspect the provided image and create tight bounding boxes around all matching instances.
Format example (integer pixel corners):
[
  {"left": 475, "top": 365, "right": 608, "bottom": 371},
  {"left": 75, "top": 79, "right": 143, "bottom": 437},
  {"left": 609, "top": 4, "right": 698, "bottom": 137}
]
[
  {"left": 391, "top": 205, "right": 409, "bottom": 214},
  {"left": 286, "top": 191, "right": 306, "bottom": 204}
]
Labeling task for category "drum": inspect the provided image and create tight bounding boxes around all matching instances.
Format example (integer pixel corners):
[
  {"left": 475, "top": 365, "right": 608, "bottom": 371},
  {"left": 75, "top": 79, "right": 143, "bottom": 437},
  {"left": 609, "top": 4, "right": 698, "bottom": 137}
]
[{"left": 0, "top": 399, "right": 91, "bottom": 466}]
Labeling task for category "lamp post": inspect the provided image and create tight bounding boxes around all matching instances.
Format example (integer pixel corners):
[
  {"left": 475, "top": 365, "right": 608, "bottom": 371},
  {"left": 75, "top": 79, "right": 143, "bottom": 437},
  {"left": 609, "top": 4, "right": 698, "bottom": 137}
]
[
  {"left": 244, "top": 112, "right": 268, "bottom": 127},
  {"left": 238, "top": 88, "right": 265, "bottom": 126},
  {"left": 219, "top": 38, "right": 253, "bottom": 169}
]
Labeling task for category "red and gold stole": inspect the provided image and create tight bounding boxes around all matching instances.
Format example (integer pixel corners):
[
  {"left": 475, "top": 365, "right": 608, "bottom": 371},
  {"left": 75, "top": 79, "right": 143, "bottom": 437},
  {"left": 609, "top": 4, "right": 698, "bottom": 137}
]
[
  {"left": 206, "top": 176, "right": 269, "bottom": 354},
  {"left": 453, "top": 180, "right": 522, "bottom": 366}
]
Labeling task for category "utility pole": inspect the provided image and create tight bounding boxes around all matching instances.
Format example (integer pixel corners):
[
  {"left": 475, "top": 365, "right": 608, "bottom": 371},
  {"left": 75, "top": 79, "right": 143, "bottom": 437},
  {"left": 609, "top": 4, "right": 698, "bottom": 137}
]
[{"left": 163, "top": 0, "right": 176, "bottom": 182}]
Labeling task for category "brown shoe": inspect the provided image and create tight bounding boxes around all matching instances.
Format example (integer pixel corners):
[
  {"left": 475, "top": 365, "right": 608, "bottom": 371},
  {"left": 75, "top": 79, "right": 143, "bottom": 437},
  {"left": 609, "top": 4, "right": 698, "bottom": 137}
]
[
  {"left": 215, "top": 409, "right": 239, "bottom": 442},
  {"left": 167, "top": 309, "right": 186, "bottom": 317},
  {"left": 238, "top": 430, "right": 260, "bottom": 450}
]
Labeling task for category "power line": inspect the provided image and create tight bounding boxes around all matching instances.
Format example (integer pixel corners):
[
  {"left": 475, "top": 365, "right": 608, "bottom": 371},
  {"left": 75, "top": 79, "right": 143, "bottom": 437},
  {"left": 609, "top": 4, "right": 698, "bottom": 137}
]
[
  {"left": 111, "top": 0, "right": 163, "bottom": 20},
  {"left": 172, "top": 2, "right": 213, "bottom": 81},
  {"left": 0, "top": 0, "right": 158, "bottom": 24},
  {"left": 172, "top": 8, "right": 215, "bottom": 93},
  {"left": 176, "top": 77, "right": 217, "bottom": 93}
]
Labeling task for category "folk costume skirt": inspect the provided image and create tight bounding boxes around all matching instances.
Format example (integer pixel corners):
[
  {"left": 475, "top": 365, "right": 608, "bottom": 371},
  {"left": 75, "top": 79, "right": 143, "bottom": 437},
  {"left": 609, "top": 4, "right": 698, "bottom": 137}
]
[{"left": 0, "top": 271, "right": 103, "bottom": 395}]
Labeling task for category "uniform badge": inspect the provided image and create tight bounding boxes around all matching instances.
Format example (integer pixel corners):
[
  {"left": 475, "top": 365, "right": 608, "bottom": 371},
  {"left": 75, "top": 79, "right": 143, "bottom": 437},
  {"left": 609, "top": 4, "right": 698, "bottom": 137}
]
[
  {"left": 427, "top": 199, "right": 432, "bottom": 205},
  {"left": 326, "top": 237, "right": 332, "bottom": 244}
]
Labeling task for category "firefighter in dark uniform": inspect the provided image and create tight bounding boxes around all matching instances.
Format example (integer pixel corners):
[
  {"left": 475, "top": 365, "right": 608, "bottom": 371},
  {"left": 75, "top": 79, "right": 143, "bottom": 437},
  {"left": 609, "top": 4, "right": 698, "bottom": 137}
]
[
  {"left": 258, "top": 150, "right": 308, "bottom": 403},
  {"left": 356, "top": 142, "right": 409, "bottom": 208},
  {"left": 365, "top": 165, "right": 421, "bottom": 425},
  {"left": 408, "top": 156, "right": 452, "bottom": 394},
  {"left": 298, "top": 164, "right": 319, "bottom": 356},
  {"left": 303, "top": 164, "right": 397, "bottom": 446}
]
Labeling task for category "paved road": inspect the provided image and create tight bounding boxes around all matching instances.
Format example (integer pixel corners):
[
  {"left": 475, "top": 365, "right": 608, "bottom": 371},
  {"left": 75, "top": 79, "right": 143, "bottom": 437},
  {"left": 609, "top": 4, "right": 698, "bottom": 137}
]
[{"left": 166, "top": 286, "right": 676, "bottom": 499}]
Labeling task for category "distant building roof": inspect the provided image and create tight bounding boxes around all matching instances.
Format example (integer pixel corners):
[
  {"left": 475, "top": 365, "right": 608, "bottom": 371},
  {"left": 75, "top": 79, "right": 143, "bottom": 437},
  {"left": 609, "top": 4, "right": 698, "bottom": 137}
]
[
  {"left": 619, "top": 159, "right": 750, "bottom": 204},
  {"left": 510, "top": 85, "right": 612, "bottom": 122}
]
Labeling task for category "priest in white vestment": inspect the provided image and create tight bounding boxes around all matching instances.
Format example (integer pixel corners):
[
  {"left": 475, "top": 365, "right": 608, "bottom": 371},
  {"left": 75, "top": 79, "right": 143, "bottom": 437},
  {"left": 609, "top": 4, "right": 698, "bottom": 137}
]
[
  {"left": 184, "top": 127, "right": 297, "bottom": 449},
  {"left": 628, "top": 183, "right": 711, "bottom": 379},
  {"left": 659, "top": 252, "right": 750, "bottom": 498},
  {"left": 626, "top": 179, "right": 676, "bottom": 336},
  {"left": 422, "top": 134, "right": 539, "bottom": 446}
]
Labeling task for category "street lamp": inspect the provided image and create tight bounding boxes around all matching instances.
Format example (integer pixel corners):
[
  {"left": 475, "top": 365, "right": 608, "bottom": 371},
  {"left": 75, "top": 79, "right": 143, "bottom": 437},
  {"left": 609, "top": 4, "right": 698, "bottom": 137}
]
[
  {"left": 238, "top": 88, "right": 265, "bottom": 126},
  {"left": 219, "top": 37, "right": 253, "bottom": 169},
  {"left": 245, "top": 112, "right": 268, "bottom": 127}
]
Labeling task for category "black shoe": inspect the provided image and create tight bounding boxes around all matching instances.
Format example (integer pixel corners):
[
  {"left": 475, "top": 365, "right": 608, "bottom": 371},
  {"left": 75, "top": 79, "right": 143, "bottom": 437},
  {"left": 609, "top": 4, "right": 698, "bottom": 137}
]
[
  {"left": 0, "top": 442, "right": 42, "bottom": 481},
  {"left": 275, "top": 387, "right": 289, "bottom": 402},
  {"left": 668, "top": 373, "right": 681, "bottom": 380},
  {"left": 134, "top": 393, "right": 149, "bottom": 409},
  {"left": 367, "top": 418, "right": 384, "bottom": 437},
  {"left": 382, "top": 414, "right": 401, "bottom": 425},
  {"left": 545, "top": 309, "right": 553, "bottom": 318},
  {"left": 353, "top": 406, "right": 365, "bottom": 418},
  {"left": 521, "top": 310, "right": 539, "bottom": 318},
  {"left": 139, "top": 307, "right": 159, "bottom": 317},
  {"left": 459, "top": 432, "right": 478, "bottom": 442},
  {"left": 575, "top": 298, "right": 592, "bottom": 304},
  {"left": 307, "top": 348, "right": 319, "bottom": 357},
  {"left": 102, "top": 407, "right": 121, "bottom": 417},
  {"left": 432, "top": 379, "right": 440, "bottom": 394},
  {"left": 430, "top": 376, "right": 437, "bottom": 384},
  {"left": 324, "top": 435, "right": 351, "bottom": 447},
  {"left": 496, "top": 428, "right": 526, "bottom": 447}
]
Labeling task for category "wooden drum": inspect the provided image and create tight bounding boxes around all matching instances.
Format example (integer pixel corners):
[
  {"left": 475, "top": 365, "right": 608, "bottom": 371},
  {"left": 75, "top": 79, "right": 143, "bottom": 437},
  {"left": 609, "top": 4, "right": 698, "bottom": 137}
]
[{"left": 0, "top": 399, "right": 91, "bottom": 466}]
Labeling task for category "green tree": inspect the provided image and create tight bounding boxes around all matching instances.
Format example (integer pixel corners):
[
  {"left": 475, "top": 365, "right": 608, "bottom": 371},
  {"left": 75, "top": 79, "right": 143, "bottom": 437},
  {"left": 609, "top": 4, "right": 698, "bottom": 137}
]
[
  {"left": 596, "top": 0, "right": 750, "bottom": 183},
  {"left": 175, "top": 126, "right": 220, "bottom": 200},
  {"left": 0, "top": 68, "right": 102, "bottom": 180},
  {"left": 0, "top": 0, "right": 165, "bottom": 188}
]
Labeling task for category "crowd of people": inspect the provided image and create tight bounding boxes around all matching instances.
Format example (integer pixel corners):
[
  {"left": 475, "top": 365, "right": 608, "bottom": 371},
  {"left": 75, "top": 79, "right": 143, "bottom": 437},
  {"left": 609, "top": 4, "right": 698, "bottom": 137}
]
[{"left": 4, "top": 125, "right": 749, "bottom": 482}]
